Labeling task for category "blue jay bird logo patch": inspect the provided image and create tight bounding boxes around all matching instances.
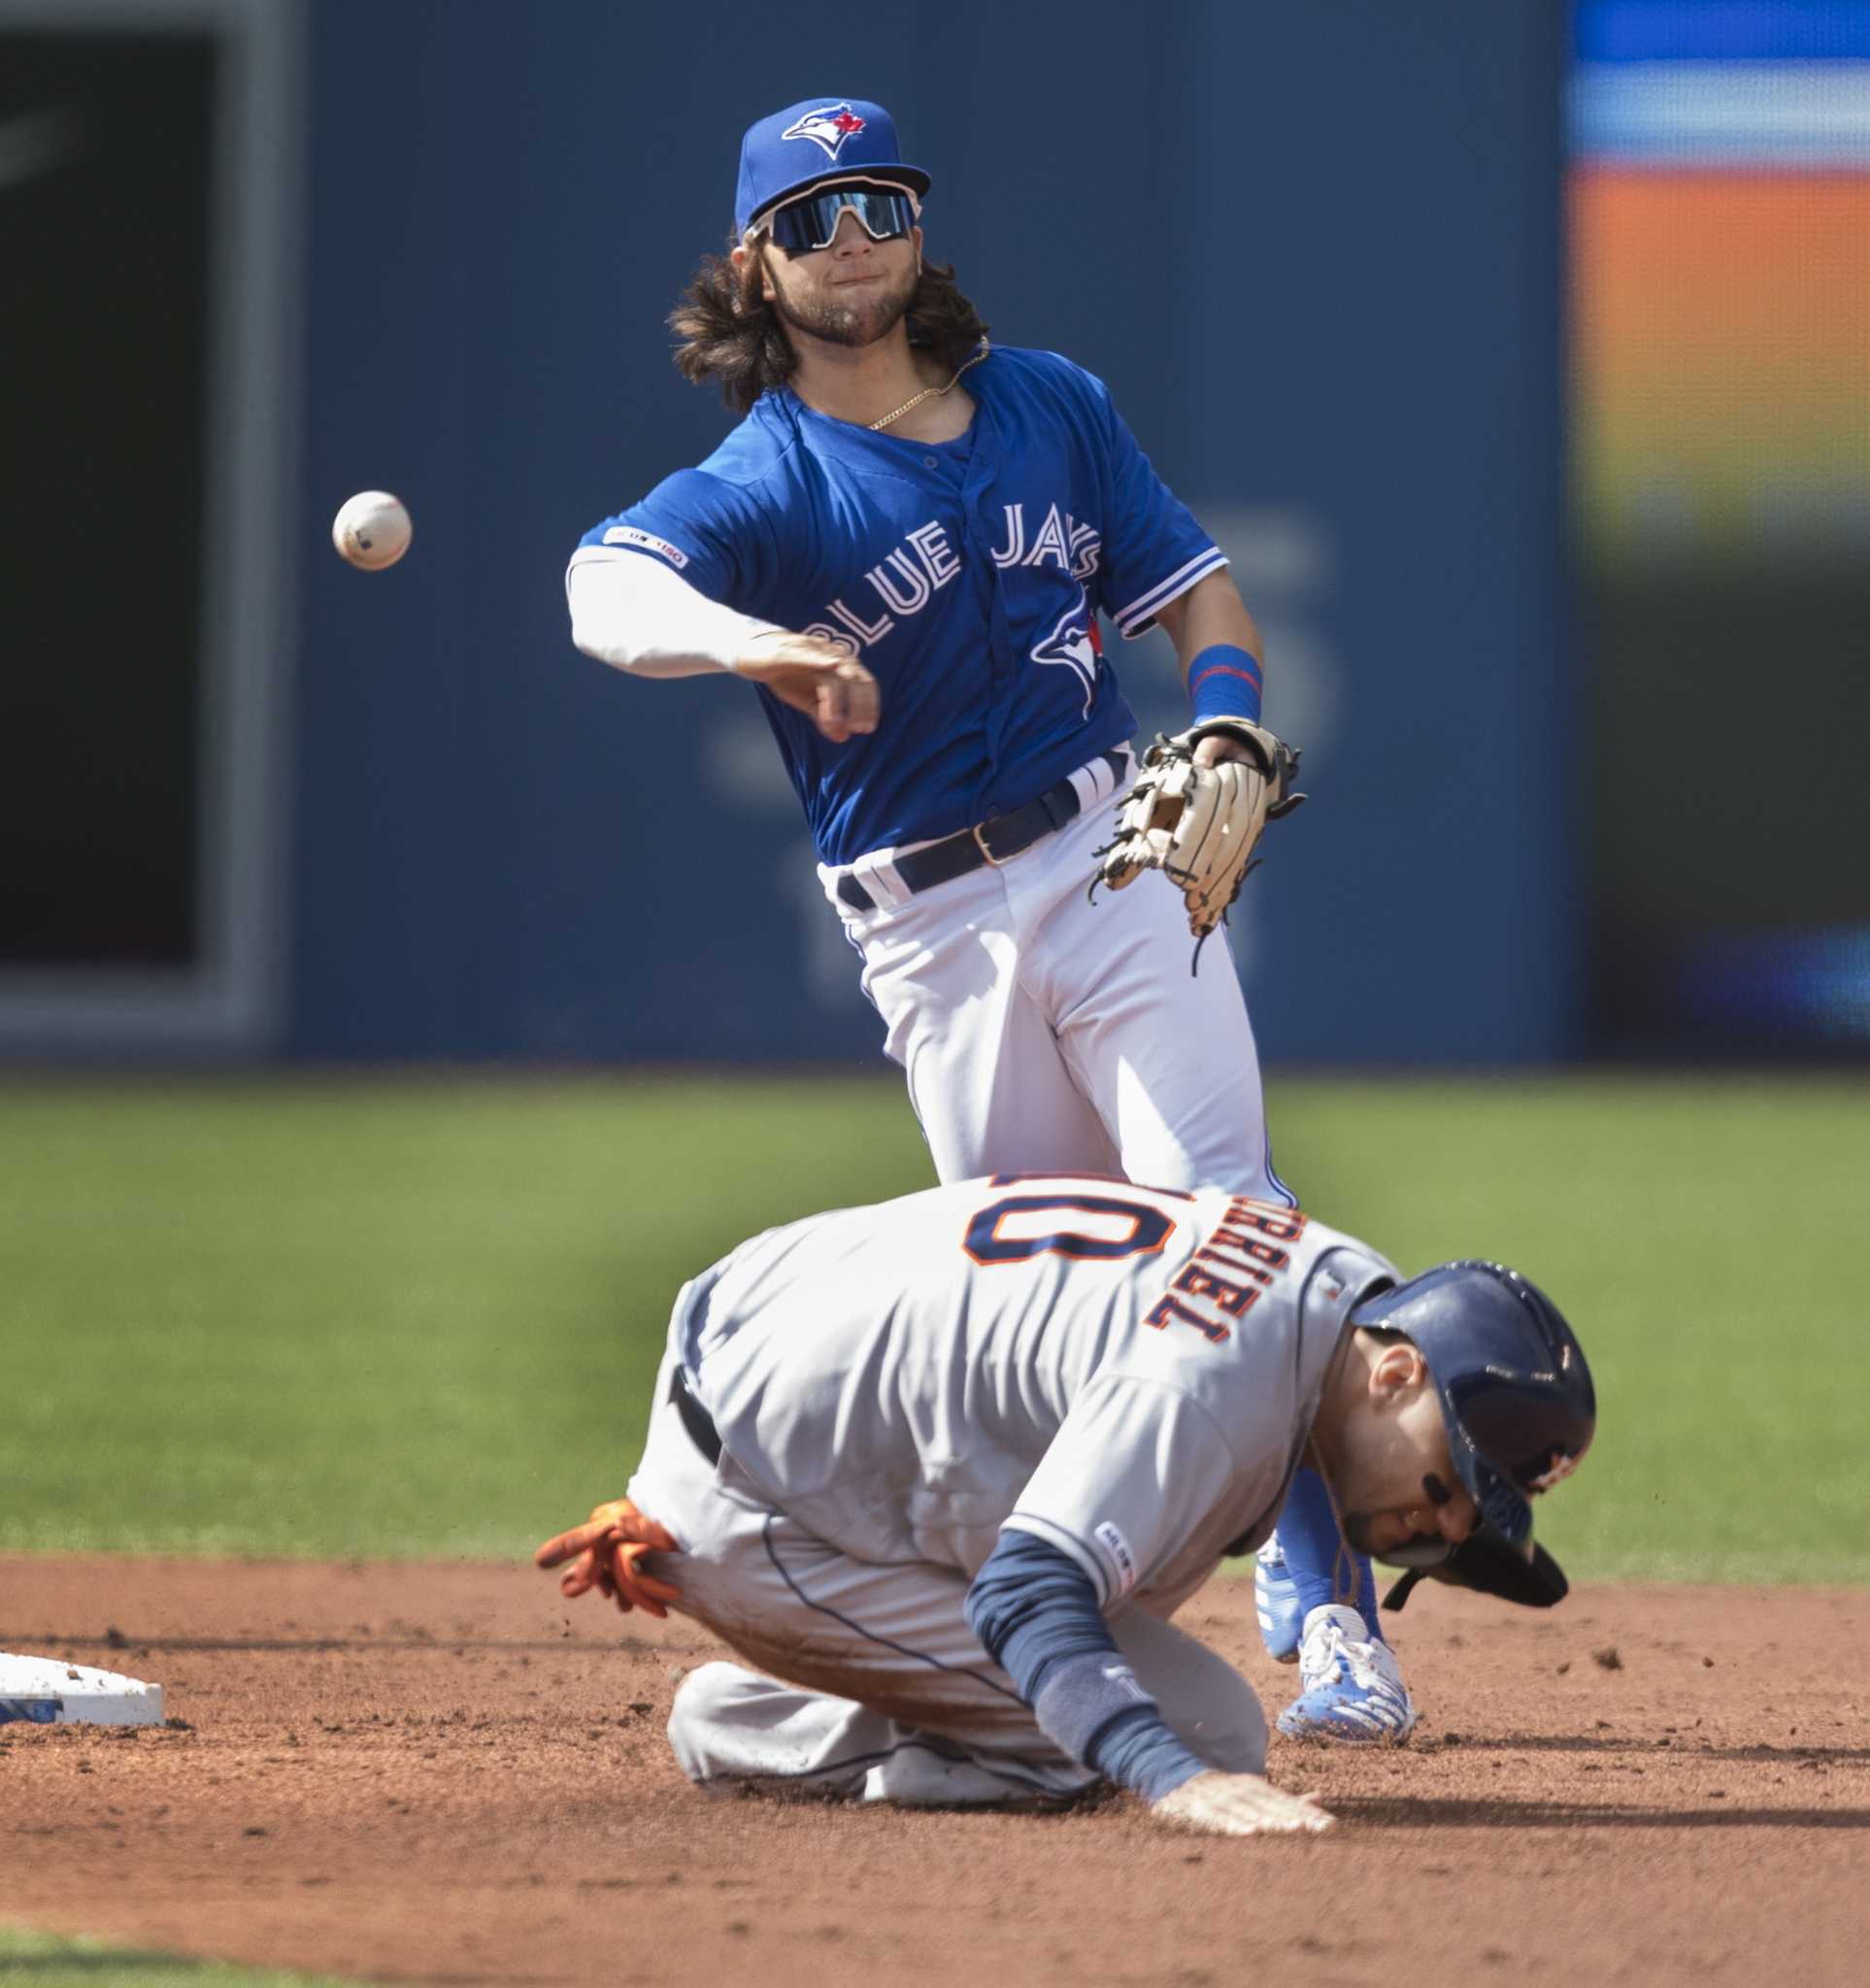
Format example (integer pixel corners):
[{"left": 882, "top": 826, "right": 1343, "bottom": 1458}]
[
  {"left": 783, "top": 104, "right": 868, "bottom": 161},
  {"left": 1032, "top": 591, "right": 1103, "bottom": 715}
]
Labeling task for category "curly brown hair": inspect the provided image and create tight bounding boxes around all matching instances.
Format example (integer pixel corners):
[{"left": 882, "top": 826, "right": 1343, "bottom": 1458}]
[{"left": 669, "top": 238, "right": 989, "bottom": 415}]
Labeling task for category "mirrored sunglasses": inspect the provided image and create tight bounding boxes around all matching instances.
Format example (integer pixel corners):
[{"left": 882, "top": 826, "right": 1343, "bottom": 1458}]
[{"left": 761, "top": 184, "right": 918, "bottom": 254}]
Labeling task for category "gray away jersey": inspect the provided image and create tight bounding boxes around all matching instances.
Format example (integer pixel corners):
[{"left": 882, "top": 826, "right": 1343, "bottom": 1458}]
[{"left": 674, "top": 1176, "right": 1398, "bottom": 1615}]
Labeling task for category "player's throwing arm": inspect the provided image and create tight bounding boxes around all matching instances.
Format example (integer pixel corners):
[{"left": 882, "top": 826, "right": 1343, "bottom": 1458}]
[
  {"left": 732, "top": 629, "right": 879, "bottom": 745},
  {"left": 565, "top": 553, "right": 878, "bottom": 745}
]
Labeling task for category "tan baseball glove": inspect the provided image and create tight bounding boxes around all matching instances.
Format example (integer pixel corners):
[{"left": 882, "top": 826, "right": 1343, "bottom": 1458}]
[{"left": 1091, "top": 719, "right": 1306, "bottom": 943}]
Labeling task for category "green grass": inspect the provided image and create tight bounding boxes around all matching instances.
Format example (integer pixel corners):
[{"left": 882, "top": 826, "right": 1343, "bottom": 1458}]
[
  {"left": 0, "top": 1925, "right": 351, "bottom": 1984},
  {"left": 1, "top": 1072, "right": 1864, "bottom": 1582}
]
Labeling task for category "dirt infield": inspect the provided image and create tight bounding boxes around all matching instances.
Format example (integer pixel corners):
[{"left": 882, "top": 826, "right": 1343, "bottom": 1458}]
[{"left": 3, "top": 1559, "right": 1864, "bottom": 1987}]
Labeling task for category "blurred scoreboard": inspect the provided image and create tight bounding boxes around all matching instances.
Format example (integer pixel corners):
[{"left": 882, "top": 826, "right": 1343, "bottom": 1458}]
[{"left": 1570, "top": 1, "right": 1870, "bottom": 1050}]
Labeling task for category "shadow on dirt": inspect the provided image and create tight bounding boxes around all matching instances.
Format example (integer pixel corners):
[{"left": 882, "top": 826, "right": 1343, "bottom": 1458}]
[
  {"left": 1335, "top": 1795, "right": 1870, "bottom": 1829},
  {"left": 0, "top": 1631, "right": 720, "bottom": 1658},
  {"left": 1422, "top": 1734, "right": 1870, "bottom": 1765}
]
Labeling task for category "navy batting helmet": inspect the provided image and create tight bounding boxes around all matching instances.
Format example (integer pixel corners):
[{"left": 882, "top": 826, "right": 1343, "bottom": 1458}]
[{"left": 1348, "top": 1262, "right": 1594, "bottom": 1553}]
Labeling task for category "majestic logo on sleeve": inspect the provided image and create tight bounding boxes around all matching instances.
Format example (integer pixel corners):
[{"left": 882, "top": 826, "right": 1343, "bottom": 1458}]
[
  {"left": 1093, "top": 1521, "right": 1139, "bottom": 1597},
  {"left": 783, "top": 104, "right": 868, "bottom": 160},
  {"left": 602, "top": 524, "right": 689, "bottom": 569},
  {"left": 1031, "top": 590, "right": 1103, "bottom": 716}
]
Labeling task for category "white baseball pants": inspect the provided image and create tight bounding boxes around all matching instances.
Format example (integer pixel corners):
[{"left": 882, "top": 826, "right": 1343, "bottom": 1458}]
[
  {"left": 819, "top": 748, "right": 1289, "bottom": 1199},
  {"left": 629, "top": 1351, "right": 1268, "bottom": 1806}
]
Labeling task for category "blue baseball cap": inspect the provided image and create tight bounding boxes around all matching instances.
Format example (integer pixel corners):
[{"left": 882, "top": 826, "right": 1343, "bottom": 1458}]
[{"left": 735, "top": 98, "right": 931, "bottom": 237}]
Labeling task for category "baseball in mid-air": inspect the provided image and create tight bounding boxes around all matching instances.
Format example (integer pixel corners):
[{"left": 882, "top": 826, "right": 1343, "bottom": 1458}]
[{"left": 332, "top": 489, "right": 413, "bottom": 571}]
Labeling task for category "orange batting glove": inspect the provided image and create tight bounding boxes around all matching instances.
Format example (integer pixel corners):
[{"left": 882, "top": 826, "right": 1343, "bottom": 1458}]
[{"left": 534, "top": 1496, "right": 683, "bottom": 1619}]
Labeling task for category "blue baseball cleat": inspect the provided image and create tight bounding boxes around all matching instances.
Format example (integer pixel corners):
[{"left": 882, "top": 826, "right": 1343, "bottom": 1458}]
[
  {"left": 1275, "top": 1605, "right": 1417, "bottom": 1744},
  {"left": 1253, "top": 1534, "right": 1304, "bottom": 1665}
]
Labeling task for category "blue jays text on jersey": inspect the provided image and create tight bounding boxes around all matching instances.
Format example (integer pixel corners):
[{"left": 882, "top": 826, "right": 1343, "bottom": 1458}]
[{"left": 572, "top": 347, "right": 1227, "bottom": 867}]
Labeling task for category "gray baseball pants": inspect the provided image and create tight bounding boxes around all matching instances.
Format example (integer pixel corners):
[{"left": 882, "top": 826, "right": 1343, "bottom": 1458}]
[{"left": 627, "top": 1350, "right": 1268, "bottom": 1807}]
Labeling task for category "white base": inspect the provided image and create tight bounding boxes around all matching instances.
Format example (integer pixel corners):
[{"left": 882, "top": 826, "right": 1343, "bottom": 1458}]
[{"left": 0, "top": 1652, "right": 165, "bottom": 1727}]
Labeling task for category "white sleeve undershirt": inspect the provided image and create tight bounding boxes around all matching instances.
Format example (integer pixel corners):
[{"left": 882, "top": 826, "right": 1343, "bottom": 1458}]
[{"left": 563, "top": 547, "right": 785, "bottom": 679}]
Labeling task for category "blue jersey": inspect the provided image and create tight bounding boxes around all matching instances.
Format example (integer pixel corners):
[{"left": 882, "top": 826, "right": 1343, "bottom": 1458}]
[{"left": 576, "top": 347, "right": 1224, "bottom": 866}]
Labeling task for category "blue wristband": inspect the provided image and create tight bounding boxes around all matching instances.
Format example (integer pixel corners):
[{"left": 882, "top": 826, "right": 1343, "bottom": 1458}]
[{"left": 1186, "top": 643, "right": 1263, "bottom": 726}]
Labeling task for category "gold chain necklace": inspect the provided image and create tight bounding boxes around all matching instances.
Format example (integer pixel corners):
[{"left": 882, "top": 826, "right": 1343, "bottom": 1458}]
[{"left": 867, "top": 338, "right": 990, "bottom": 432}]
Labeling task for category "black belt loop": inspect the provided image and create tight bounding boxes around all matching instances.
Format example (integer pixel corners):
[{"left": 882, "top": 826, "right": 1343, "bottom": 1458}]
[
  {"left": 833, "top": 748, "right": 1128, "bottom": 914},
  {"left": 1037, "top": 782, "right": 1075, "bottom": 831},
  {"left": 669, "top": 1366, "right": 722, "bottom": 1466}
]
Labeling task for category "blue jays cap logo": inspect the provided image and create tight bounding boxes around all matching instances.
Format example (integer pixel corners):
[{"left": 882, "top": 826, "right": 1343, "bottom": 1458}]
[
  {"left": 735, "top": 98, "right": 930, "bottom": 238},
  {"left": 784, "top": 103, "right": 868, "bottom": 162}
]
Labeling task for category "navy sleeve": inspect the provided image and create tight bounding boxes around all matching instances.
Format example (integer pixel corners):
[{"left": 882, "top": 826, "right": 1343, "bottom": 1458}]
[
  {"left": 965, "top": 1528, "right": 1114, "bottom": 1695},
  {"left": 575, "top": 468, "right": 757, "bottom": 609},
  {"left": 966, "top": 1531, "right": 1209, "bottom": 1802}
]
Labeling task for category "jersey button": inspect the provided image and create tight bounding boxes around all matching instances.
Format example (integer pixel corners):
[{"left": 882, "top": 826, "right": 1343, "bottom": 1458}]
[{"left": 922, "top": 454, "right": 939, "bottom": 469}]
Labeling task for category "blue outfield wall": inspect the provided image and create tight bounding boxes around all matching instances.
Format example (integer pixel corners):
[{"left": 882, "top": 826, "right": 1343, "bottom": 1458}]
[{"left": 291, "top": 0, "right": 1569, "bottom": 1064}]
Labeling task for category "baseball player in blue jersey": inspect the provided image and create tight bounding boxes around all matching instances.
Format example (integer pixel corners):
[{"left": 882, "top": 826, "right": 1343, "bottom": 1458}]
[
  {"left": 565, "top": 97, "right": 1393, "bottom": 1737},
  {"left": 536, "top": 1176, "right": 1595, "bottom": 1827}
]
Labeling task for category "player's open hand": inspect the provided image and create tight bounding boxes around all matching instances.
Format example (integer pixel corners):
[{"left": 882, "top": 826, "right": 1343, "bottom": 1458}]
[
  {"left": 733, "top": 631, "right": 881, "bottom": 744},
  {"left": 1152, "top": 1770, "right": 1333, "bottom": 1838},
  {"left": 533, "top": 1496, "right": 683, "bottom": 1619}
]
